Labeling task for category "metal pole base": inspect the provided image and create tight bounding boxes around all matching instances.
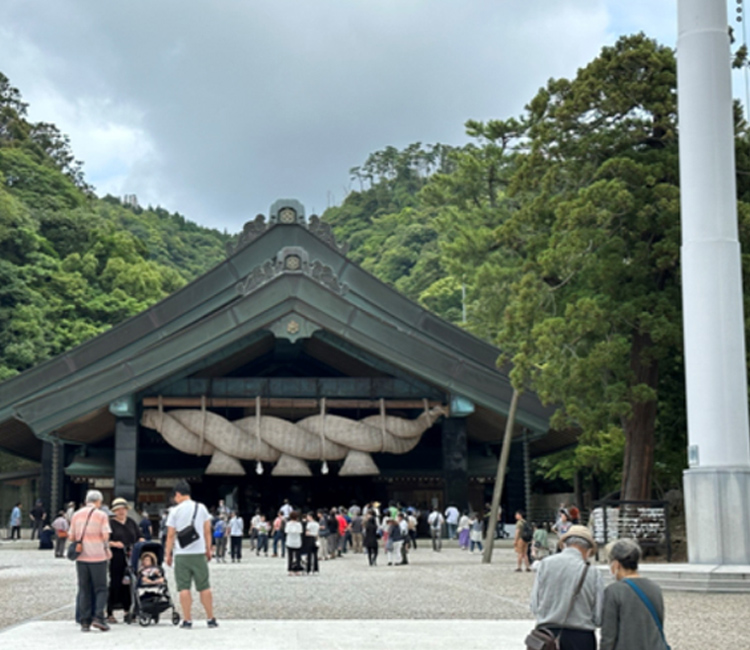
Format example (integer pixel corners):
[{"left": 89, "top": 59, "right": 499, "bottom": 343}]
[{"left": 683, "top": 467, "right": 750, "bottom": 564}]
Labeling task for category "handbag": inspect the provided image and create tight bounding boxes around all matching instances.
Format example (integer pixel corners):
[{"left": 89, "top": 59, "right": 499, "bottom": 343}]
[
  {"left": 623, "top": 579, "right": 671, "bottom": 650},
  {"left": 525, "top": 563, "right": 590, "bottom": 650},
  {"left": 177, "top": 503, "right": 201, "bottom": 548},
  {"left": 66, "top": 508, "right": 95, "bottom": 561}
]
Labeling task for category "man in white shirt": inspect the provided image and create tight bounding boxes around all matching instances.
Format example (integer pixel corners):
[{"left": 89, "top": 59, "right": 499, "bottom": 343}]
[
  {"left": 427, "top": 507, "right": 444, "bottom": 551},
  {"left": 279, "top": 499, "right": 293, "bottom": 519},
  {"left": 165, "top": 481, "right": 218, "bottom": 629},
  {"left": 444, "top": 504, "right": 460, "bottom": 540}
]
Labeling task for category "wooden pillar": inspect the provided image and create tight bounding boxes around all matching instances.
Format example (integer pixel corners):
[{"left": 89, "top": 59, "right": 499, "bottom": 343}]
[
  {"left": 114, "top": 418, "right": 139, "bottom": 504},
  {"left": 506, "top": 441, "right": 526, "bottom": 519},
  {"left": 442, "top": 417, "right": 469, "bottom": 510}
]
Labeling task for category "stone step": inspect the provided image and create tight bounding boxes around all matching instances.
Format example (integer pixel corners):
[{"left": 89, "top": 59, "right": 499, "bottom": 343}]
[{"left": 596, "top": 563, "right": 750, "bottom": 593}]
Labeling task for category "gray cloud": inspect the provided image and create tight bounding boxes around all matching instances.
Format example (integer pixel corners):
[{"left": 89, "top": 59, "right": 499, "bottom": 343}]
[{"left": 1, "top": 0, "right": 676, "bottom": 232}]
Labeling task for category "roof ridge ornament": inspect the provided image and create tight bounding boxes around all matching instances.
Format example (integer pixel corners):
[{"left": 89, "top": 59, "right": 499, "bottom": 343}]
[
  {"left": 227, "top": 199, "right": 349, "bottom": 258},
  {"left": 226, "top": 214, "right": 267, "bottom": 256},
  {"left": 236, "top": 247, "right": 348, "bottom": 296},
  {"left": 307, "top": 214, "right": 349, "bottom": 255}
]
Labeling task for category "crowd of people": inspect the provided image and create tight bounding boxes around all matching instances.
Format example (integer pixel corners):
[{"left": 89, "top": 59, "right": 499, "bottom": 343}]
[
  {"left": 11, "top": 491, "right": 667, "bottom": 647},
  {"left": 199, "top": 500, "right": 510, "bottom": 572},
  {"left": 204, "top": 500, "right": 421, "bottom": 572}
]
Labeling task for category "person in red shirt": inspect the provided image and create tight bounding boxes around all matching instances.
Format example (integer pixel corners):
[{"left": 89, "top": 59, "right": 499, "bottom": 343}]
[{"left": 335, "top": 509, "right": 348, "bottom": 557}]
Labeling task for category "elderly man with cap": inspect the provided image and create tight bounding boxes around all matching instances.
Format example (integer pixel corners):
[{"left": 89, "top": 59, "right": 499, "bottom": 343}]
[
  {"left": 106, "top": 497, "right": 143, "bottom": 623},
  {"left": 530, "top": 525, "right": 604, "bottom": 650}
]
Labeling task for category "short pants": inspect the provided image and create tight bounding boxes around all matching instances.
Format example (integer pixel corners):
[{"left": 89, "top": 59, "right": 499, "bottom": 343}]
[{"left": 174, "top": 553, "right": 210, "bottom": 592}]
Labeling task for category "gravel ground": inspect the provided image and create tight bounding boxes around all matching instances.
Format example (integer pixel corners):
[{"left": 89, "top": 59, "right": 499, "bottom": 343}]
[{"left": 1, "top": 538, "right": 748, "bottom": 648}]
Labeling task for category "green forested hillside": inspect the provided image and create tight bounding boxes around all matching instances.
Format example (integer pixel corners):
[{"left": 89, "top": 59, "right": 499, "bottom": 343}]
[
  {"left": 323, "top": 35, "right": 750, "bottom": 501},
  {"left": 0, "top": 72, "right": 229, "bottom": 381}
]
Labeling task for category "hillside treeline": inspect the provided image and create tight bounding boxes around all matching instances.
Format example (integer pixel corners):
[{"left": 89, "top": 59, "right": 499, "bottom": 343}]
[
  {"left": 0, "top": 72, "right": 229, "bottom": 382},
  {"left": 323, "top": 34, "right": 750, "bottom": 501}
]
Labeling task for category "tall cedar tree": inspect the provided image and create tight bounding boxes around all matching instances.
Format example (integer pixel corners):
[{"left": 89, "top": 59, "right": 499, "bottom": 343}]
[{"left": 496, "top": 34, "right": 681, "bottom": 501}]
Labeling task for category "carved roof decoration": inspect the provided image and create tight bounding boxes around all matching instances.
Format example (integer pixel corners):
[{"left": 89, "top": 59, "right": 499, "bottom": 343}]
[
  {"left": 228, "top": 201, "right": 349, "bottom": 257},
  {"left": 307, "top": 215, "right": 349, "bottom": 255},
  {"left": 237, "top": 246, "right": 348, "bottom": 296},
  {"left": 226, "top": 214, "right": 267, "bottom": 256}
]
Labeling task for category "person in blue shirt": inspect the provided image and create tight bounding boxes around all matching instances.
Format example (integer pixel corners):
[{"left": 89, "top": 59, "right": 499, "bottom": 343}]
[{"left": 9, "top": 503, "right": 22, "bottom": 540}]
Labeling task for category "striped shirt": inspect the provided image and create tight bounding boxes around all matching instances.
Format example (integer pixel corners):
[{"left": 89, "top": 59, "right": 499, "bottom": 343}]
[{"left": 70, "top": 506, "right": 111, "bottom": 563}]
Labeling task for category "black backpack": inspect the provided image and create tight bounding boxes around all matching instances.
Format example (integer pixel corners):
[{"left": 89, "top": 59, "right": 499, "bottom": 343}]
[{"left": 521, "top": 520, "right": 533, "bottom": 543}]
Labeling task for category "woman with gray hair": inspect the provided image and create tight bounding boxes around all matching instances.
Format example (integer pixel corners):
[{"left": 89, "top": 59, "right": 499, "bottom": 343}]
[{"left": 600, "top": 539, "right": 669, "bottom": 650}]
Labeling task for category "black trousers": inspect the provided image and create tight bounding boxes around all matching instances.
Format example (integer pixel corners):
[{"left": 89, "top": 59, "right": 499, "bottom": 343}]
[
  {"left": 231, "top": 536, "right": 242, "bottom": 560},
  {"left": 77, "top": 560, "right": 108, "bottom": 625},
  {"left": 544, "top": 627, "right": 597, "bottom": 650},
  {"left": 304, "top": 546, "right": 318, "bottom": 573},
  {"left": 367, "top": 546, "right": 378, "bottom": 565},
  {"left": 287, "top": 547, "right": 302, "bottom": 572}
]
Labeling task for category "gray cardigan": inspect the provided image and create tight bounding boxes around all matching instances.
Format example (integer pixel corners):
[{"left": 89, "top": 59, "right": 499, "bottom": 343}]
[{"left": 600, "top": 577, "right": 666, "bottom": 650}]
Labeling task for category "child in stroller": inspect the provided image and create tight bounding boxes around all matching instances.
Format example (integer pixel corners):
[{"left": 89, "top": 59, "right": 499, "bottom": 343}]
[
  {"left": 128, "top": 541, "right": 180, "bottom": 626},
  {"left": 138, "top": 552, "right": 165, "bottom": 588}
]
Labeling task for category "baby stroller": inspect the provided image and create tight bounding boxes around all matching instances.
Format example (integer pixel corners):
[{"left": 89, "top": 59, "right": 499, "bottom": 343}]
[{"left": 127, "top": 541, "right": 180, "bottom": 627}]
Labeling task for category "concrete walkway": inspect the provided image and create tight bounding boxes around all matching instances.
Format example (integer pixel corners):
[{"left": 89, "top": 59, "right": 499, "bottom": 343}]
[{"left": 0, "top": 619, "right": 531, "bottom": 649}]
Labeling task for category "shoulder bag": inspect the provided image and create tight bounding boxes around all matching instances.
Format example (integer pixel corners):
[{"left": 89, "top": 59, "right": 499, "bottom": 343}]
[
  {"left": 525, "top": 563, "right": 590, "bottom": 650},
  {"left": 177, "top": 502, "right": 201, "bottom": 548},
  {"left": 623, "top": 579, "right": 671, "bottom": 650},
  {"left": 66, "top": 508, "right": 96, "bottom": 561}
]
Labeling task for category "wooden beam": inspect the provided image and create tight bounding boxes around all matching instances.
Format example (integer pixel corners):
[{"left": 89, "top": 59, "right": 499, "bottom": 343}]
[{"left": 141, "top": 397, "right": 447, "bottom": 411}]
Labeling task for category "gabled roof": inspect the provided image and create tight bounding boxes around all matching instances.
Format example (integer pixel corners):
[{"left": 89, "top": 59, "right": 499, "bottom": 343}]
[{"left": 0, "top": 218, "right": 555, "bottom": 458}]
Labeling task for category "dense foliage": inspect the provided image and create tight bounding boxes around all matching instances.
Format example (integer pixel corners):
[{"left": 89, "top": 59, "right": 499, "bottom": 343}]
[
  {"left": 323, "top": 35, "right": 750, "bottom": 500},
  {"left": 0, "top": 72, "right": 229, "bottom": 381}
]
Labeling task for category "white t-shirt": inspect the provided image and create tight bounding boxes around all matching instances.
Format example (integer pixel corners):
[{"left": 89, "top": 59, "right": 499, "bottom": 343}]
[
  {"left": 305, "top": 520, "right": 320, "bottom": 538},
  {"left": 166, "top": 499, "right": 211, "bottom": 555},
  {"left": 280, "top": 503, "right": 293, "bottom": 519},
  {"left": 445, "top": 506, "right": 459, "bottom": 525},
  {"left": 229, "top": 516, "right": 244, "bottom": 537},
  {"left": 285, "top": 520, "right": 303, "bottom": 548}
]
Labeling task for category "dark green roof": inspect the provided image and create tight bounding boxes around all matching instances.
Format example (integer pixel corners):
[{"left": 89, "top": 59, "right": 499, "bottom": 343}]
[{"left": 0, "top": 220, "right": 554, "bottom": 456}]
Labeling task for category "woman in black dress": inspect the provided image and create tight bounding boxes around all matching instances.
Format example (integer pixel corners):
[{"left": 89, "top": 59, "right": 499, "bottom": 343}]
[
  {"left": 363, "top": 512, "right": 379, "bottom": 566},
  {"left": 107, "top": 498, "right": 143, "bottom": 623}
]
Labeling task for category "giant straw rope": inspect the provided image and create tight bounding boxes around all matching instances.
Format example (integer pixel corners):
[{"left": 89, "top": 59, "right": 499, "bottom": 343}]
[{"left": 140, "top": 399, "right": 447, "bottom": 476}]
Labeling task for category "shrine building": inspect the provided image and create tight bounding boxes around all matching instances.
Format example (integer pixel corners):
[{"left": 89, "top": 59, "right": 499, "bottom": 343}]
[{"left": 0, "top": 200, "right": 569, "bottom": 518}]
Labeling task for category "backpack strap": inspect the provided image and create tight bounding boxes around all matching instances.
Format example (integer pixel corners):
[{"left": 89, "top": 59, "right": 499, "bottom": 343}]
[{"left": 623, "top": 579, "right": 670, "bottom": 649}]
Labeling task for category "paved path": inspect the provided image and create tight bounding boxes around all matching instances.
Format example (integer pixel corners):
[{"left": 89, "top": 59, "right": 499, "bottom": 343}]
[
  {"left": 1, "top": 538, "right": 748, "bottom": 648},
  {"left": 0, "top": 619, "right": 532, "bottom": 649}
]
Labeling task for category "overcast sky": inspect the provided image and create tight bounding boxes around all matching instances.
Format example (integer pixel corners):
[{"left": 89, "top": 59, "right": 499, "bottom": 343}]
[{"left": 1, "top": 0, "right": 680, "bottom": 233}]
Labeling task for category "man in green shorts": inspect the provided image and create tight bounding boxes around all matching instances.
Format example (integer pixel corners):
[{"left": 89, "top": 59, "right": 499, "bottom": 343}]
[{"left": 165, "top": 481, "right": 218, "bottom": 629}]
